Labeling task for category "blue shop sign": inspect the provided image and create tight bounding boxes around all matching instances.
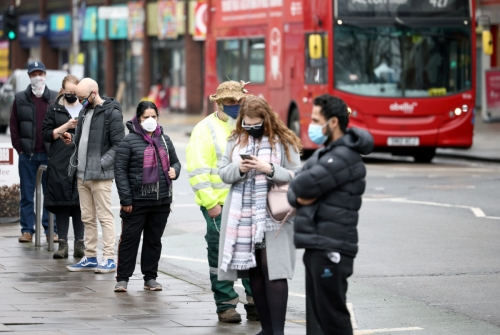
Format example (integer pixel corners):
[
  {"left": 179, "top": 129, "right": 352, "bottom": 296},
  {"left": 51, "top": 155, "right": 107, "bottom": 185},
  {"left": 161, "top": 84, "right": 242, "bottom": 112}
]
[
  {"left": 18, "top": 15, "right": 49, "bottom": 48},
  {"left": 48, "top": 13, "right": 72, "bottom": 48},
  {"left": 81, "top": 6, "right": 105, "bottom": 41},
  {"left": 108, "top": 5, "right": 127, "bottom": 40}
]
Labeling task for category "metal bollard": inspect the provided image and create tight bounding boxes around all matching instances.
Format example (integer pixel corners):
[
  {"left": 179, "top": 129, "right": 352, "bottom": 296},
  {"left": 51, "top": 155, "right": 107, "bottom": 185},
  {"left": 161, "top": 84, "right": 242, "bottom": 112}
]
[{"left": 35, "top": 165, "right": 54, "bottom": 250}]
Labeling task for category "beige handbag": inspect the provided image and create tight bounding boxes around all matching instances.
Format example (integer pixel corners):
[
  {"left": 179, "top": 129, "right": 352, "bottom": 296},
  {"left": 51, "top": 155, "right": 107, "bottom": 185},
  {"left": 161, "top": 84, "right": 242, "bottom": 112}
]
[{"left": 267, "top": 171, "right": 295, "bottom": 235}]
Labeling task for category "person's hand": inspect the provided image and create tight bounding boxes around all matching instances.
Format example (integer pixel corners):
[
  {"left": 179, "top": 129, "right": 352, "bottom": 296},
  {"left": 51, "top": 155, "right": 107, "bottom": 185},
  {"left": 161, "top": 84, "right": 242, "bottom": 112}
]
[
  {"left": 61, "top": 132, "right": 72, "bottom": 145},
  {"left": 297, "top": 197, "right": 317, "bottom": 206},
  {"left": 245, "top": 155, "right": 273, "bottom": 174},
  {"left": 121, "top": 205, "right": 133, "bottom": 213},
  {"left": 239, "top": 159, "right": 253, "bottom": 174},
  {"left": 168, "top": 167, "right": 176, "bottom": 179},
  {"left": 65, "top": 119, "right": 78, "bottom": 129},
  {"left": 207, "top": 204, "right": 222, "bottom": 218}
]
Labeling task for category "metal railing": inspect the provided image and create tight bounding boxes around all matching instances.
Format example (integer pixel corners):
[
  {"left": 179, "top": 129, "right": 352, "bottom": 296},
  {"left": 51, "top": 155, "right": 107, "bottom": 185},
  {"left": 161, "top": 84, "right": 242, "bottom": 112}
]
[{"left": 35, "top": 165, "right": 55, "bottom": 251}]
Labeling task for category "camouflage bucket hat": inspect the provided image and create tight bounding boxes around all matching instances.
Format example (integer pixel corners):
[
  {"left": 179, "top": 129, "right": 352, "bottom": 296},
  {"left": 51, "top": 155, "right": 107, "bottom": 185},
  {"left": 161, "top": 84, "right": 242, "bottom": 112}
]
[{"left": 209, "top": 80, "right": 249, "bottom": 102}]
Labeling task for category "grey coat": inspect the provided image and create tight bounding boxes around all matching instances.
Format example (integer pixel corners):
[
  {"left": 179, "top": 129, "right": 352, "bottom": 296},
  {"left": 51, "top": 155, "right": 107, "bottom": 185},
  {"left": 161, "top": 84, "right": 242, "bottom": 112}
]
[{"left": 217, "top": 139, "right": 301, "bottom": 281}]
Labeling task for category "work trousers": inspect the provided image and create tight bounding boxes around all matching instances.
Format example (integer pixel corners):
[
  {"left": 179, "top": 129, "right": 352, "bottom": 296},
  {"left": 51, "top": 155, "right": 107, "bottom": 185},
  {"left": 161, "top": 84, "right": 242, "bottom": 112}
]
[
  {"left": 77, "top": 178, "right": 115, "bottom": 258},
  {"left": 201, "top": 207, "right": 253, "bottom": 313},
  {"left": 117, "top": 205, "right": 170, "bottom": 282},
  {"left": 304, "top": 249, "right": 354, "bottom": 335}
]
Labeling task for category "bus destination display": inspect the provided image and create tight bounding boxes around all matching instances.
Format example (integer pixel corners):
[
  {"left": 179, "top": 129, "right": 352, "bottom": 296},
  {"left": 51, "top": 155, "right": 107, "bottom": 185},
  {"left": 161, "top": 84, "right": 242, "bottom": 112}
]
[{"left": 337, "top": 0, "right": 470, "bottom": 17}]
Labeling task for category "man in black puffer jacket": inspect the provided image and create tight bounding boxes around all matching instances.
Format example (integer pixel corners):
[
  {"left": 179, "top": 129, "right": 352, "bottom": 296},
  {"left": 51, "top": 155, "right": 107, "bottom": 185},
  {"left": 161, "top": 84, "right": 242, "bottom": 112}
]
[{"left": 288, "top": 94, "right": 374, "bottom": 335}]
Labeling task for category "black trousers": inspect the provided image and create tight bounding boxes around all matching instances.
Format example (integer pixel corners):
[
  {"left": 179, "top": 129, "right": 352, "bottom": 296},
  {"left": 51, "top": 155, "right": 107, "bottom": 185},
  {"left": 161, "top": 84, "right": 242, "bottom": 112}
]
[
  {"left": 303, "top": 249, "right": 354, "bottom": 335},
  {"left": 117, "top": 205, "right": 170, "bottom": 282},
  {"left": 52, "top": 206, "right": 84, "bottom": 241}
]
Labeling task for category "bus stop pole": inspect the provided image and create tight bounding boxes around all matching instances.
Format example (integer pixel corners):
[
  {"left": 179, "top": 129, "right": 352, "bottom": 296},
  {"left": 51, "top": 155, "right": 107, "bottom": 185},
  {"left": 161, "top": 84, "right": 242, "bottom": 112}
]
[{"left": 35, "top": 165, "right": 47, "bottom": 248}]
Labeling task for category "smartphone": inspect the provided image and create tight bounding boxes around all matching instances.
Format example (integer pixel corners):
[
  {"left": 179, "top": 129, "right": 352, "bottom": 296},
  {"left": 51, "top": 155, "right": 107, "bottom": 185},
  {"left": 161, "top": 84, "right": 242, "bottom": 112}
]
[
  {"left": 74, "top": 116, "right": 78, "bottom": 120},
  {"left": 240, "top": 154, "right": 253, "bottom": 160}
]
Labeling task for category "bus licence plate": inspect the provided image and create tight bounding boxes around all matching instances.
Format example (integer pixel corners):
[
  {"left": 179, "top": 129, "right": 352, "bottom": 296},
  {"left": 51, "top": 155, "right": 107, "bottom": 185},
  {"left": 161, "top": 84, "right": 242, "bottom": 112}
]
[{"left": 387, "top": 137, "right": 419, "bottom": 146}]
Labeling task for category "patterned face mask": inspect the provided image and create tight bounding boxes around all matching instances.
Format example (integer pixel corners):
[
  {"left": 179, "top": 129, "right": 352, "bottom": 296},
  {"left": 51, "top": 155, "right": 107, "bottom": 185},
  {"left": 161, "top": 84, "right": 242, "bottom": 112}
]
[{"left": 30, "top": 76, "right": 46, "bottom": 97}]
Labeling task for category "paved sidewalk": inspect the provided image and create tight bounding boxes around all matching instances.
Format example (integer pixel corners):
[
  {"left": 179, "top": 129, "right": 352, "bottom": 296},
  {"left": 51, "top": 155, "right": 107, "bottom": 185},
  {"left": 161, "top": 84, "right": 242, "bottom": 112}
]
[
  {"left": 436, "top": 119, "right": 500, "bottom": 162},
  {"left": 0, "top": 223, "right": 306, "bottom": 335}
]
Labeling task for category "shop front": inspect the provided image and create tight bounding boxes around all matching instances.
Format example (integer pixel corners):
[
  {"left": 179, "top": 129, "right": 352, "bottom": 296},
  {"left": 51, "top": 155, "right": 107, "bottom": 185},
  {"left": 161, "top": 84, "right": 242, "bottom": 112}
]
[
  {"left": 147, "top": 1, "right": 186, "bottom": 113},
  {"left": 17, "top": 14, "right": 49, "bottom": 67},
  {"left": 81, "top": 6, "right": 106, "bottom": 94},
  {"left": 47, "top": 13, "right": 72, "bottom": 69}
]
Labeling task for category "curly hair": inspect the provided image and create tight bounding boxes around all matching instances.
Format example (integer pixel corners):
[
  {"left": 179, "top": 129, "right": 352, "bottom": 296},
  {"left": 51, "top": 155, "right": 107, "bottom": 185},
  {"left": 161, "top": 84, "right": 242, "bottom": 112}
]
[
  {"left": 230, "top": 96, "right": 302, "bottom": 160},
  {"left": 313, "top": 94, "right": 349, "bottom": 132}
]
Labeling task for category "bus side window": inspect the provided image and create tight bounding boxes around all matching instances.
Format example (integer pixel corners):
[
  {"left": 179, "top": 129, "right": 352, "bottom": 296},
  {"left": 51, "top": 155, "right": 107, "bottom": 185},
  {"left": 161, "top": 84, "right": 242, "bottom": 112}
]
[
  {"left": 305, "top": 33, "right": 328, "bottom": 84},
  {"left": 217, "top": 39, "right": 266, "bottom": 84}
]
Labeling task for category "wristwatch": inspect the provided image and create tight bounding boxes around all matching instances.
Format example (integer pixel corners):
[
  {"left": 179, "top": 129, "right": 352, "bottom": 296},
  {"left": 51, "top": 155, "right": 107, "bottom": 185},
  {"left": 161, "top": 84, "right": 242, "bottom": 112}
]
[{"left": 267, "top": 163, "right": 275, "bottom": 178}]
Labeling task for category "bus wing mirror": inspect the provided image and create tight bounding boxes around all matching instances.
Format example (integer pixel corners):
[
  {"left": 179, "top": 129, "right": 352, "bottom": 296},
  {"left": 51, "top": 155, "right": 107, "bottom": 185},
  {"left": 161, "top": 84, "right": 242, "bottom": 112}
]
[
  {"left": 483, "top": 31, "right": 493, "bottom": 56},
  {"left": 308, "top": 34, "right": 323, "bottom": 59}
]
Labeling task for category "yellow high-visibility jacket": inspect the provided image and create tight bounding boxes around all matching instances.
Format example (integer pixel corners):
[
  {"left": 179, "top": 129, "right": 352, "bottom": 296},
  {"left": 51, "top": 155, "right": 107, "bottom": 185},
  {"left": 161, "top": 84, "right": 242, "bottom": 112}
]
[{"left": 186, "top": 112, "right": 231, "bottom": 210}]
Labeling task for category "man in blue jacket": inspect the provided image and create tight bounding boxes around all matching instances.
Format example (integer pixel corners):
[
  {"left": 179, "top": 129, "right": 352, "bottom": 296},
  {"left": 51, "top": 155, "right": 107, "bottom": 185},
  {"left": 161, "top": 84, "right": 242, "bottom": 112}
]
[{"left": 288, "top": 94, "right": 374, "bottom": 335}]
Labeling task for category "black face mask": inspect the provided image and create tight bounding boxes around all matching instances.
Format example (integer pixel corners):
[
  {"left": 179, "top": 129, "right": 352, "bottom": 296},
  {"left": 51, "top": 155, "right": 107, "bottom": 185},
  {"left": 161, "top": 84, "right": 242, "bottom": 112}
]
[
  {"left": 65, "top": 94, "right": 77, "bottom": 104},
  {"left": 248, "top": 127, "right": 264, "bottom": 139}
]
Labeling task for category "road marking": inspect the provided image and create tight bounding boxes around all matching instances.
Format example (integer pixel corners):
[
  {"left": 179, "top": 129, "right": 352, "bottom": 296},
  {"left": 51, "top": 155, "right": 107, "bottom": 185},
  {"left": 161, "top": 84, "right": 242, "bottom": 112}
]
[
  {"left": 161, "top": 254, "right": 207, "bottom": 263},
  {"left": 364, "top": 198, "right": 499, "bottom": 220},
  {"left": 111, "top": 203, "right": 198, "bottom": 210},
  {"left": 355, "top": 327, "right": 423, "bottom": 334},
  {"left": 347, "top": 302, "right": 358, "bottom": 329}
]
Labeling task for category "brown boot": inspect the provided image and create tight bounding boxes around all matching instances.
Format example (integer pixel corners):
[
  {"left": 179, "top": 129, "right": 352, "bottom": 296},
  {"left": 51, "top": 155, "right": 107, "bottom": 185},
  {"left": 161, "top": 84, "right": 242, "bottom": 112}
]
[
  {"left": 46, "top": 234, "right": 59, "bottom": 243},
  {"left": 18, "top": 232, "right": 32, "bottom": 243},
  {"left": 217, "top": 308, "right": 242, "bottom": 323}
]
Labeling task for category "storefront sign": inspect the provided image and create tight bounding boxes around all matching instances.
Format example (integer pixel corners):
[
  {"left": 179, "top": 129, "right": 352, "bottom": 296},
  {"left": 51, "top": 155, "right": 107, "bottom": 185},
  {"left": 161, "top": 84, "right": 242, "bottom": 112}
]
[
  {"left": 108, "top": 5, "right": 128, "bottom": 40},
  {"left": 98, "top": 6, "right": 129, "bottom": 19},
  {"left": 48, "top": 14, "right": 72, "bottom": 48},
  {"left": 0, "top": 144, "right": 20, "bottom": 221},
  {"left": 18, "top": 15, "right": 49, "bottom": 48},
  {"left": 81, "top": 6, "right": 106, "bottom": 41},
  {"left": 158, "top": 1, "right": 177, "bottom": 40},
  {"left": 193, "top": 1, "right": 207, "bottom": 41},
  {"left": 485, "top": 69, "right": 500, "bottom": 118},
  {"left": 0, "top": 41, "right": 9, "bottom": 82},
  {"left": 128, "top": 1, "right": 145, "bottom": 40}
]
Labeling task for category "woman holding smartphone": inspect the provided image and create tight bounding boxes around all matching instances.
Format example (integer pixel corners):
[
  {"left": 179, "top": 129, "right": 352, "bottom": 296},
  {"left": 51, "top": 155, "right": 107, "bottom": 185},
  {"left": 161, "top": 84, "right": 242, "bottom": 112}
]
[
  {"left": 217, "top": 96, "right": 302, "bottom": 335},
  {"left": 42, "top": 74, "right": 85, "bottom": 259}
]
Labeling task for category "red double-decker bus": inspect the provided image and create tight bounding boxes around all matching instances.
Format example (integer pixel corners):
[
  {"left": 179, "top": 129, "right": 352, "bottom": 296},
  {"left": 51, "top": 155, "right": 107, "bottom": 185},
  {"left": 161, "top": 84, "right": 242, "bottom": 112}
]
[{"left": 204, "top": 0, "right": 475, "bottom": 162}]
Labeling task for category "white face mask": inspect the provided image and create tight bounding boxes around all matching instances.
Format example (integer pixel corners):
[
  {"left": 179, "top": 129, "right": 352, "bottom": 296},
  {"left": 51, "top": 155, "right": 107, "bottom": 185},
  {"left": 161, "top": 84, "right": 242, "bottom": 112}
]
[
  {"left": 141, "top": 117, "right": 157, "bottom": 132},
  {"left": 30, "top": 75, "right": 46, "bottom": 97}
]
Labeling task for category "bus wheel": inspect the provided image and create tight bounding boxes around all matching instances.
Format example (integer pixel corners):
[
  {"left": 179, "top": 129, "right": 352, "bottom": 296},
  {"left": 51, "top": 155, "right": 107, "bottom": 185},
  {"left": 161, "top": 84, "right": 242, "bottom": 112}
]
[
  {"left": 288, "top": 107, "right": 300, "bottom": 138},
  {"left": 413, "top": 148, "right": 436, "bottom": 163}
]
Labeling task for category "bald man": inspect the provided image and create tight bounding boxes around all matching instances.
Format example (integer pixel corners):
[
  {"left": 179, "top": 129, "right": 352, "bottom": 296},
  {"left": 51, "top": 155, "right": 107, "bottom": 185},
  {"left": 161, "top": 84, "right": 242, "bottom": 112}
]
[{"left": 62, "top": 78, "right": 125, "bottom": 273}]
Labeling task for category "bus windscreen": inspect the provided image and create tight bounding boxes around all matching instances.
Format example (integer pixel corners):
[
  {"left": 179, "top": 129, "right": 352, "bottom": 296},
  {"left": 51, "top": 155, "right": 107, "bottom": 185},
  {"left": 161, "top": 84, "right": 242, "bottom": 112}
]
[{"left": 337, "top": 0, "right": 470, "bottom": 18}]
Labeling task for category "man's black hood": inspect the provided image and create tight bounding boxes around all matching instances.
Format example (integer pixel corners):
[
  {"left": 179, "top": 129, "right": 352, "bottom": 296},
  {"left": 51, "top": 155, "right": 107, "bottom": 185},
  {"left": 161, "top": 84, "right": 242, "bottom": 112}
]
[
  {"left": 94, "top": 97, "right": 122, "bottom": 114},
  {"left": 328, "top": 127, "right": 374, "bottom": 155}
]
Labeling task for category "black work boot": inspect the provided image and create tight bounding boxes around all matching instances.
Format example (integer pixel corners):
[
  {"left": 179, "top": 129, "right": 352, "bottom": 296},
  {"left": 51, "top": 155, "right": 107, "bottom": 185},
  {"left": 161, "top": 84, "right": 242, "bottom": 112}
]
[
  {"left": 73, "top": 240, "right": 85, "bottom": 258},
  {"left": 53, "top": 239, "right": 68, "bottom": 259}
]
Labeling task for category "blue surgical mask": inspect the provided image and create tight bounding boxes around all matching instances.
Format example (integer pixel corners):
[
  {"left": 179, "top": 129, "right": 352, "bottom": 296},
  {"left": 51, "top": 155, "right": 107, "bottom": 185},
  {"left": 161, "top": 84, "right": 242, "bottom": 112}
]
[
  {"left": 308, "top": 118, "right": 332, "bottom": 145},
  {"left": 223, "top": 104, "right": 240, "bottom": 119}
]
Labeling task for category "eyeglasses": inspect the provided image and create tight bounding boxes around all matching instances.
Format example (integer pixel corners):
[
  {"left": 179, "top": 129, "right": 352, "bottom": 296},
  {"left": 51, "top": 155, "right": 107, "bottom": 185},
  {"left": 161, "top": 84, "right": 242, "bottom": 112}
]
[
  {"left": 78, "top": 92, "right": 93, "bottom": 104},
  {"left": 242, "top": 120, "right": 263, "bottom": 130}
]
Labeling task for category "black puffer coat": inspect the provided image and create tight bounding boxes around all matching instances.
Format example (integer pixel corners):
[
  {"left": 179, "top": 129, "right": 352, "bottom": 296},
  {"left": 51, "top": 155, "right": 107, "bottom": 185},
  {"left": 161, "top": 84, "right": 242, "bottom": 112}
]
[
  {"left": 42, "top": 95, "right": 81, "bottom": 211},
  {"left": 114, "top": 121, "right": 181, "bottom": 206},
  {"left": 287, "top": 128, "right": 374, "bottom": 257}
]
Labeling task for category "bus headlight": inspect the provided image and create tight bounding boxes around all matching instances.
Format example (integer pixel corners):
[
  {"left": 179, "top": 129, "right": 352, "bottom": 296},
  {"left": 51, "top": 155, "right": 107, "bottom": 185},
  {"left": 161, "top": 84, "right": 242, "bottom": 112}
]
[
  {"left": 454, "top": 108, "right": 462, "bottom": 116},
  {"left": 462, "top": 105, "right": 468, "bottom": 112}
]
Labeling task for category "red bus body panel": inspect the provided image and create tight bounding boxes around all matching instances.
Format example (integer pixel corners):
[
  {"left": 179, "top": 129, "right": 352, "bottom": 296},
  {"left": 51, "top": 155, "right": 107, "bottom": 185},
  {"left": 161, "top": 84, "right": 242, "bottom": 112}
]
[{"left": 204, "top": 0, "right": 476, "bottom": 151}]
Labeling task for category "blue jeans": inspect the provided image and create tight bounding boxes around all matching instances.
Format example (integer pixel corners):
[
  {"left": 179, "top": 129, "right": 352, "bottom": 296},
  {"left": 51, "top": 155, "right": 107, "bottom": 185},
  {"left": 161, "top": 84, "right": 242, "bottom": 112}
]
[{"left": 18, "top": 153, "right": 57, "bottom": 235}]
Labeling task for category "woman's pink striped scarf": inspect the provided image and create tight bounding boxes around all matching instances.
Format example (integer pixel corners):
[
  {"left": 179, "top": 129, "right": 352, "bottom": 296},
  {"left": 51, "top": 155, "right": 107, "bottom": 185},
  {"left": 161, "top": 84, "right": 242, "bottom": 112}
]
[
  {"left": 131, "top": 116, "right": 171, "bottom": 195},
  {"left": 220, "top": 136, "right": 281, "bottom": 271}
]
